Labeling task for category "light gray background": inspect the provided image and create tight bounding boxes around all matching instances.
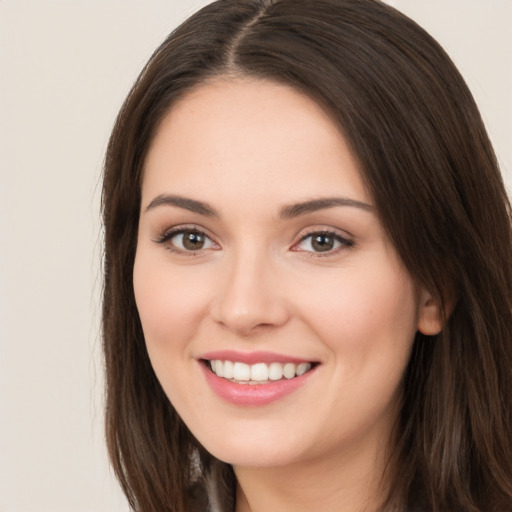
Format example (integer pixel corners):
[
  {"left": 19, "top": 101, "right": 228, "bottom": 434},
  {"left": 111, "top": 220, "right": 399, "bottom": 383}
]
[{"left": 0, "top": 1, "right": 510, "bottom": 511}]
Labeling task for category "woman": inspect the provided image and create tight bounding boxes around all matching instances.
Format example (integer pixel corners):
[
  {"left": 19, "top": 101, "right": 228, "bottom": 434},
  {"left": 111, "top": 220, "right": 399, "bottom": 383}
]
[{"left": 101, "top": 0, "right": 512, "bottom": 510}]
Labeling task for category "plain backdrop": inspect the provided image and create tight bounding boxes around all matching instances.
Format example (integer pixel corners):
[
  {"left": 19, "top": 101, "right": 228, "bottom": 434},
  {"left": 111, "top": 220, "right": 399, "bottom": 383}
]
[{"left": 0, "top": 1, "right": 510, "bottom": 511}]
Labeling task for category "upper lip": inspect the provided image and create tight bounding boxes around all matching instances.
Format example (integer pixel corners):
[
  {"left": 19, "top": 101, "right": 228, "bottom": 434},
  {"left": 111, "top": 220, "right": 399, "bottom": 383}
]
[{"left": 199, "top": 350, "right": 315, "bottom": 365}]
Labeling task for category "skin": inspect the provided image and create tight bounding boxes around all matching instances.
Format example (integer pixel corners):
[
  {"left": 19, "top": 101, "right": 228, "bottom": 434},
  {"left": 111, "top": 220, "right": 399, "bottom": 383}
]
[{"left": 133, "top": 77, "right": 442, "bottom": 512}]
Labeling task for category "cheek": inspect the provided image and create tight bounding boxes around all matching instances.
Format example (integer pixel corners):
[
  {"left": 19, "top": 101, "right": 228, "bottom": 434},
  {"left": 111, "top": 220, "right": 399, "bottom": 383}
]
[
  {"left": 294, "top": 262, "right": 418, "bottom": 436},
  {"left": 132, "top": 250, "right": 214, "bottom": 415},
  {"left": 293, "top": 260, "right": 419, "bottom": 366},
  {"left": 133, "top": 250, "right": 210, "bottom": 355}
]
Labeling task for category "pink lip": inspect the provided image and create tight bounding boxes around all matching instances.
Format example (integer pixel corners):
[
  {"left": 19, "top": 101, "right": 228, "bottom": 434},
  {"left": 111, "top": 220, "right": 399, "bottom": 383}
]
[
  {"left": 199, "top": 350, "right": 312, "bottom": 365},
  {"left": 199, "top": 360, "right": 317, "bottom": 407}
]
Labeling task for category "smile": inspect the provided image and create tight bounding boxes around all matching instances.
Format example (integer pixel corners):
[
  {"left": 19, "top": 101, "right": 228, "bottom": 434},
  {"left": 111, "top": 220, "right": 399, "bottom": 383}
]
[
  {"left": 209, "top": 360, "right": 312, "bottom": 384},
  {"left": 199, "top": 353, "right": 318, "bottom": 406}
]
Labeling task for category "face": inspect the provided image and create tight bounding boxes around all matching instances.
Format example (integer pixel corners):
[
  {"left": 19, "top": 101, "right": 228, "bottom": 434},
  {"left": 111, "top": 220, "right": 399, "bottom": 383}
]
[{"left": 134, "top": 78, "right": 440, "bottom": 469}]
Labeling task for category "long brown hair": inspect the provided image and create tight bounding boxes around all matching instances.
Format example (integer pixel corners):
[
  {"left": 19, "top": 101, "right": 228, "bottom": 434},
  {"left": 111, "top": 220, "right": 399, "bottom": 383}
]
[{"left": 102, "top": 1, "right": 512, "bottom": 510}]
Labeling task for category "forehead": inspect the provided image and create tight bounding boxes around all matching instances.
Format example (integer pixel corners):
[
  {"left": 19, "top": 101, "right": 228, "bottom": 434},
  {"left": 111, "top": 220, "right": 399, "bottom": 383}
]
[{"left": 142, "top": 77, "right": 370, "bottom": 208}]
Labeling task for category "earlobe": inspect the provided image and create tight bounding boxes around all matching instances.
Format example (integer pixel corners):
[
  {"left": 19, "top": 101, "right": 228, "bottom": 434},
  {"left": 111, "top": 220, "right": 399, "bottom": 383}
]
[{"left": 417, "top": 290, "right": 445, "bottom": 335}]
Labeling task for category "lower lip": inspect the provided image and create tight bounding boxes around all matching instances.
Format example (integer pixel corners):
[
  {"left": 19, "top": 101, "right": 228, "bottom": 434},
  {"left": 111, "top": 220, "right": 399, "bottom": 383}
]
[{"left": 200, "top": 362, "right": 315, "bottom": 407}]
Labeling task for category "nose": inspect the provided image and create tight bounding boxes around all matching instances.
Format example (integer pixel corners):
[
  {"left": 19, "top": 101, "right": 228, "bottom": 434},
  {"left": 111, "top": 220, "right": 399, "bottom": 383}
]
[{"left": 210, "top": 249, "right": 290, "bottom": 336}]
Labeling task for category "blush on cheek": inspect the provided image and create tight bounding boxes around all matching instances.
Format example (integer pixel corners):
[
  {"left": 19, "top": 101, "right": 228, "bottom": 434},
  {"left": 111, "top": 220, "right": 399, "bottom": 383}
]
[
  {"left": 299, "top": 267, "right": 418, "bottom": 368},
  {"left": 134, "top": 268, "right": 210, "bottom": 355}
]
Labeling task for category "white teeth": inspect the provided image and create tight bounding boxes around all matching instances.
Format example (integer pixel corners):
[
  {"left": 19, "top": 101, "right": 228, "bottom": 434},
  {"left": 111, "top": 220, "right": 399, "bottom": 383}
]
[
  {"left": 232, "top": 362, "right": 251, "bottom": 381},
  {"left": 209, "top": 360, "right": 313, "bottom": 383},
  {"left": 250, "top": 363, "right": 268, "bottom": 381},
  {"left": 268, "top": 362, "right": 283, "bottom": 381},
  {"left": 223, "top": 360, "right": 234, "bottom": 379},
  {"left": 283, "top": 363, "right": 295, "bottom": 379},
  {"left": 215, "top": 359, "right": 224, "bottom": 377},
  {"left": 296, "top": 363, "right": 310, "bottom": 376}
]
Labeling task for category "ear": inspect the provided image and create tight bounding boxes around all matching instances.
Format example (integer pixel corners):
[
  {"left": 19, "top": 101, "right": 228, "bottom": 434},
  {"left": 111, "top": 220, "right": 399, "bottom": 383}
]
[{"left": 417, "top": 288, "right": 445, "bottom": 335}]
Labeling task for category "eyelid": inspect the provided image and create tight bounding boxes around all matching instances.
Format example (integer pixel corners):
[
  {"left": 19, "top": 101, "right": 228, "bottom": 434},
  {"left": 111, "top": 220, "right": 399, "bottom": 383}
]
[
  {"left": 291, "top": 227, "right": 354, "bottom": 256},
  {"left": 153, "top": 224, "right": 220, "bottom": 254},
  {"left": 152, "top": 224, "right": 353, "bottom": 257}
]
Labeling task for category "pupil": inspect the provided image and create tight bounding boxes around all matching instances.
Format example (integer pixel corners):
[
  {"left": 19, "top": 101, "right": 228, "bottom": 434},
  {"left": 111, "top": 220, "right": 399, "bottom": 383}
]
[
  {"left": 183, "top": 232, "right": 204, "bottom": 250},
  {"left": 312, "top": 234, "right": 334, "bottom": 252}
]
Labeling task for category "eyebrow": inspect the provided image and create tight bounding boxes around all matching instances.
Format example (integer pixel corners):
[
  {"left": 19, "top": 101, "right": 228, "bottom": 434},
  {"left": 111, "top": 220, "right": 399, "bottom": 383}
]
[
  {"left": 144, "top": 194, "right": 373, "bottom": 218},
  {"left": 279, "top": 197, "right": 373, "bottom": 219},
  {"left": 145, "top": 194, "right": 219, "bottom": 217}
]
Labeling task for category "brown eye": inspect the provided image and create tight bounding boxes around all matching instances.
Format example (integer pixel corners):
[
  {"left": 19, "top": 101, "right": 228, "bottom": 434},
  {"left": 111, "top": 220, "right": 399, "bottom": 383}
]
[
  {"left": 156, "top": 228, "right": 217, "bottom": 253},
  {"left": 182, "top": 231, "right": 206, "bottom": 250},
  {"left": 294, "top": 231, "right": 353, "bottom": 255},
  {"left": 311, "top": 234, "right": 335, "bottom": 252}
]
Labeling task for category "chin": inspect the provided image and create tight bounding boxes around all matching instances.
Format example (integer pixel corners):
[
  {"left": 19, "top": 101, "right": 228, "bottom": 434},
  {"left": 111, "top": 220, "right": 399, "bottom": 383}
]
[
  {"left": 196, "top": 428, "right": 306, "bottom": 469},
  {"left": 212, "top": 445, "right": 302, "bottom": 469}
]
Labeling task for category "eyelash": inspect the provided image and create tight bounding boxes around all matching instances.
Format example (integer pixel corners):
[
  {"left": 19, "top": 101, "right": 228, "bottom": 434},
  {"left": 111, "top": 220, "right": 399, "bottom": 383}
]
[
  {"left": 293, "top": 229, "right": 354, "bottom": 257},
  {"left": 154, "top": 226, "right": 219, "bottom": 256},
  {"left": 154, "top": 226, "right": 354, "bottom": 257}
]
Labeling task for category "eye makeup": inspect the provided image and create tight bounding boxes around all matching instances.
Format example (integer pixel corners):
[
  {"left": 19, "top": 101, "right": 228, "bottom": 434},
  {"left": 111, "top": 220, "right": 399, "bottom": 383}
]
[
  {"left": 152, "top": 222, "right": 355, "bottom": 260},
  {"left": 153, "top": 225, "right": 220, "bottom": 256},
  {"left": 292, "top": 229, "right": 355, "bottom": 257}
]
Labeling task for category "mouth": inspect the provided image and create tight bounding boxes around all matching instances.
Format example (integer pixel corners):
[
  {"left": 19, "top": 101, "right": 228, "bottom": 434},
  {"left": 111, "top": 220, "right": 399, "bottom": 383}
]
[
  {"left": 204, "top": 359, "right": 315, "bottom": 385},
  {"left": 198, "top": 350, "right": 319, "bottom": 406}
]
